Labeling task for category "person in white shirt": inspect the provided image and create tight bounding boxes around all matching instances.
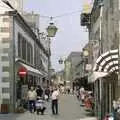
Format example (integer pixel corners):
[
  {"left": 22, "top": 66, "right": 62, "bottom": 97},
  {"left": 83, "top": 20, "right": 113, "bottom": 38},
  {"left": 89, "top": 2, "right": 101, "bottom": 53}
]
[
  {"left": 51, "top": 87, "right": 59, "bottom": 115},
  {"left": 27, "top": 86, "right": 37, "bottom": 113},
  {"left": 80, "top": 87, "right": 85, "bottom": 103}
]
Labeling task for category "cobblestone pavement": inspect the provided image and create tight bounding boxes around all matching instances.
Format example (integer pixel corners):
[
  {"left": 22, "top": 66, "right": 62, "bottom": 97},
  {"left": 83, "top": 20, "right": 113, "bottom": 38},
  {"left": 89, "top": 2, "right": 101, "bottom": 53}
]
[{"left": 0, "top": 94, "right": 97, "bottom": 120}]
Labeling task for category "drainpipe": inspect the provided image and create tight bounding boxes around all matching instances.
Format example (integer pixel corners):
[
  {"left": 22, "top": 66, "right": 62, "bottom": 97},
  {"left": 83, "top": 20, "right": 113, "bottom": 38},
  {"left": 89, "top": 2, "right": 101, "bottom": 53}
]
[
  {"left": 118, "top": 1, "right": 120, "bottom": 100},
  {"left": 48, "top": 38, "right": 51, "bottom": 86},
  {"left": 99, "top": 6, "right": 103, "bottom": 54},
  {"left": 99, "top": 3, "right": 104, "bottom": 120}
]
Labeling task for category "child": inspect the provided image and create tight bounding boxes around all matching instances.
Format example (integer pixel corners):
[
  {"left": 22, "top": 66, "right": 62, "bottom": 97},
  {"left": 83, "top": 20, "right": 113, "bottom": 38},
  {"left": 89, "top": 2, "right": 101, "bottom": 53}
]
[{"left": 36, "top": 97, "right": 46, "bottom": 115}]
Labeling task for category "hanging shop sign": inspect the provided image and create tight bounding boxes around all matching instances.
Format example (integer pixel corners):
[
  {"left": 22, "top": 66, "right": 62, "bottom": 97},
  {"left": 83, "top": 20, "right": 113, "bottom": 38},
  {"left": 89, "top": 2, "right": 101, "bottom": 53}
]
[
  {"left": 86, "top": 64, "right": 92, "bottom": 71},
  {"left": 18, "top": 67, "right": 27, "bottom": 77}
]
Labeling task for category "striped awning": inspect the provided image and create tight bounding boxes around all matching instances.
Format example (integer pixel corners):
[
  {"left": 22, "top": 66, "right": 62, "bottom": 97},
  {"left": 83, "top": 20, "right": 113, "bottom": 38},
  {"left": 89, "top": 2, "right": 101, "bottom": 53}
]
[
  {"left": 90, "top": 49, "right": 118, "bottom": 82},
  {"left": 93, "top": 49, "right": 118, "bottom": 73}
]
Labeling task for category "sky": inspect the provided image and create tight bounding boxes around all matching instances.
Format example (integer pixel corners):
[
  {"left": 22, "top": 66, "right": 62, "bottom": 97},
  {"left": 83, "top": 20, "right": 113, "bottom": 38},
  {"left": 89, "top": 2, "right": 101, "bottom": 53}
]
[{"left": 24, "top": 0, "right": 89, "bottom": 71}]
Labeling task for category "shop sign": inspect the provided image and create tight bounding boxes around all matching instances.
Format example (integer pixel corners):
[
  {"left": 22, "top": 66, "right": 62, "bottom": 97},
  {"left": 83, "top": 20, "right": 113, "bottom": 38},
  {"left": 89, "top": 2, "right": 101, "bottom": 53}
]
[
  {"left": 18, "top": 67, "right": 27, "bottom": 77},
  {"left": 86, "top": 64, "right": 92, "bottom": 71}
]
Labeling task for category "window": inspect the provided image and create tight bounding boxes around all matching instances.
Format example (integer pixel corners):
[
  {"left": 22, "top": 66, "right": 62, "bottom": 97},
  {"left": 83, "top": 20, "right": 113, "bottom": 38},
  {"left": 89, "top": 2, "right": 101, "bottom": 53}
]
[
  {"left": 2, "top": 48, "right": 9, "bottom": 53},
  {"left": 2, "top": 38, "right": 9, "bottom": 43},
  {"left": 18, "top": 33, "right": 33, "bottom": 63},
  {"left": 18, "top": 33, "right": 21, "bottom": 57},
  {"left": 1, "top": 56, "right": 9, "bottom": 61},
  {"left": 3, "top": 17, "right": 9, "bottom": 22},
  {"left": 27, "top": 42, "right": 31, "bottom": 63},
  {"left": 34, "top": 47, "right": 37, "bottom": 67},
  {"left": 0, "top": 27, "right": 9, "bottom": 32},
  {"left": 2, "top": 77, "right": 9, "bottom": 82},
  {"left": 30, "top": 44, "right": 33, "bottom": 64},
  {"left": 22, "top": 37, "right": 27, "bottom": 60},
  {"left": 18, "top": 33, "right": 22, "bottom": 58},
  {"left": 110, "top": 0, "right": 113, "bottom": 9},
  {"left": 2, "top": 99, "right": 9, "bottom": 104},
  {"left": 2, "top": 66, "right": 9, "bottom": 72},
  {"left": 2, "top": 88, "right": 9, "bottom": 93}
]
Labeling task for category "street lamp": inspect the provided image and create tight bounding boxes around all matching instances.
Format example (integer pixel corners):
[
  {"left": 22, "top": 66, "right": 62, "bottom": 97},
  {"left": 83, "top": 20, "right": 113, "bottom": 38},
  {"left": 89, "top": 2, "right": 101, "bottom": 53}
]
[
  {"left": 46, "top": 17, "right": 58, "bottom": 86},
  {"left": 46, "top": 17, "right": 58, "bottom": 37},
  {"left": 58, "top": 58, "right": 64, "bottom": 64},
  {"left": 83, "top": 49, "right": 89, "bottom": 57}
]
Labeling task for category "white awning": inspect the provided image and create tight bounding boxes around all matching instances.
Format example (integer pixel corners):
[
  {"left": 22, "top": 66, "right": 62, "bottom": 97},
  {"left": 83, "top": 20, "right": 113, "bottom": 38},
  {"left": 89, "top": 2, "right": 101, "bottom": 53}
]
[
  {"left": 90, "top": 49, "right": 118, "bottom": 82},
  {"left": 92, "top": 72, "right": 108, "bottom": 82},
  {"left": 20, "top": 63, "right": 43, "bottom": 76},
  {"left": 93, "top": 49, "right": 118, "bottom": 73}
]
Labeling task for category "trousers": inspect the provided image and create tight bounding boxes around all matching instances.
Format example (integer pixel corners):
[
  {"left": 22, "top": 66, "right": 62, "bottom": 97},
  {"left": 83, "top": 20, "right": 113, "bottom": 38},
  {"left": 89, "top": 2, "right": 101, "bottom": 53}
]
[
  {"left": 52, "top": 99, "right": 58, "bottom": 114},
  {"left": 28, "top": 100, "right": 36, "bottom": 112}
]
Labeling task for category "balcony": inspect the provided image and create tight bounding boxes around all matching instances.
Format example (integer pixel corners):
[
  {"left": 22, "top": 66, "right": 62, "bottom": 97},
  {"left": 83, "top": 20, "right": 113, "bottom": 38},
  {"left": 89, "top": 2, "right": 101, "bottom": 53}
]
[{"left": 80, "top": 13, "right": 91, "bottom": 27}]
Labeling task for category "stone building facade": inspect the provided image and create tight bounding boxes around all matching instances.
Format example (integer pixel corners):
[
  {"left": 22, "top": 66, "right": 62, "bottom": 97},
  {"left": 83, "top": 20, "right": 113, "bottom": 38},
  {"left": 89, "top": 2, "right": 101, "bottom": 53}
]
[
  {"left": 64, "top": 52, "right": 82, "bottom": 88},
  {"left": 0, "top": 4, "right": 50, "bottom": 112},
  {"left": 81, "top": 0, "right": 119, "bottom": 119}
]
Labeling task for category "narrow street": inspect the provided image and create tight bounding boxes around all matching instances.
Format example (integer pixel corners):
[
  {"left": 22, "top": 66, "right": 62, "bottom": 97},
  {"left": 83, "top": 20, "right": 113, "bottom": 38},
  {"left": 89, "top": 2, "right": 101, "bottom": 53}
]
[
  {"left": 0, "top": 95, "right": 95, "bottom": 120},
  {"left": 0, "top": 0, "right": 119, "bottom": 119}
]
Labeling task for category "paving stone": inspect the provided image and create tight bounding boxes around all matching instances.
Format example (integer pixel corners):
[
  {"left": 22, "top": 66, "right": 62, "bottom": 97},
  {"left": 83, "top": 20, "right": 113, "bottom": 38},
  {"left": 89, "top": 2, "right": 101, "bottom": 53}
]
[{"left": 0, "top": 95, "right": 95, "bottom": 120}]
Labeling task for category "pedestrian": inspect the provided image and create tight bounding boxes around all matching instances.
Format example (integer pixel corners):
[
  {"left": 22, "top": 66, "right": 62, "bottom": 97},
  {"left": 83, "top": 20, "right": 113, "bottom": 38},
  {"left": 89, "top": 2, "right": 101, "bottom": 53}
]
[
  {"left": 27, "top": 86, "right": 37, "bottom": 113},
  {"left": 80, "top": 86, "right": 85, "bottom": 103},
  {"left": 113, "top": 100, "right": 118, "bottom": 120},
  {"left": 67, "top": 88, "right": 70, "bottom": 94},
  {"left": 51, "top": 87, "right": 60, "bottom": 115},
  {"left": 45, "top": 87, "right": 50, "bottom": 101},
  {"left": 70, "top": 88, "right": 73, "bottom": 94},
  {"left": 36, "top": 96, "right": 46, "bottom": 115},
  {"left": 76, "top": 90, "right": 79, "bottom": 100},
  {"left": 61, "top": 86, "right": 65, "bottom": 94},
  {"left": 36, "top": 85, "right": 43, "bottom": 97}
]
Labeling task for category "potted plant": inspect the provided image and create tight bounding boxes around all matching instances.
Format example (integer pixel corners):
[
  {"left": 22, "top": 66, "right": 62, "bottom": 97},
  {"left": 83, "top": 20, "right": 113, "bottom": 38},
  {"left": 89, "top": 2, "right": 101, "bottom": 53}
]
[{"left": 15, "top": 106, "right": 25, "bottom": 113}]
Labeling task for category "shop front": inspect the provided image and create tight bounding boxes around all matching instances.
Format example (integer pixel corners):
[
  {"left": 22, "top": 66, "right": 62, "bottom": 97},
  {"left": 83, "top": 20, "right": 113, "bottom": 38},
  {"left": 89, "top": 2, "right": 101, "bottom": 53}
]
[
  {"left": 15, "top": 61, "right": 44, "bottom": 108},
  {"left": 92, "top": 49, "right": 118, "bottom": 120},
  {"left": 93, "top": 72, "right": 118, "bottom": 119},
  {"left": 73, "top": 76, "right": 90, "bottom": 90}
]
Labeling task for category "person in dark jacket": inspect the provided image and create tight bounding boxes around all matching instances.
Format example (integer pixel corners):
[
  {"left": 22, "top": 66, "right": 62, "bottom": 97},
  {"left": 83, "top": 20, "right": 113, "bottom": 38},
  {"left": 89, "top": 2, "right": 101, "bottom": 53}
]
[
  {"left": 36, "top": 86, "right": 43, "bottom": 97},
  {"left": 45, "top": 87, "right": 50, "bottom": 101}
]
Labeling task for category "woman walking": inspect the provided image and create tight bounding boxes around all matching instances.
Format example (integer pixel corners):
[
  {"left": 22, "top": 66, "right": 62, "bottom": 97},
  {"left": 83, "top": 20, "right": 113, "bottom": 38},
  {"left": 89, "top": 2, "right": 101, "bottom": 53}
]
[{"left": 27, "top": 86, "right": 37, "bottom": 113}]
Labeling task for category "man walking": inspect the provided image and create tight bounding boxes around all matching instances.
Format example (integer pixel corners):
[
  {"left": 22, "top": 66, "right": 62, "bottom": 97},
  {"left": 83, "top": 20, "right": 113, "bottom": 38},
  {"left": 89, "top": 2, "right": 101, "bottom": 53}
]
[
  {"left": 51, "top": 87, "right": 59, "bottom": 115},
  {"left": 36, "top": 85, "right": 43, "bottom": 97}
]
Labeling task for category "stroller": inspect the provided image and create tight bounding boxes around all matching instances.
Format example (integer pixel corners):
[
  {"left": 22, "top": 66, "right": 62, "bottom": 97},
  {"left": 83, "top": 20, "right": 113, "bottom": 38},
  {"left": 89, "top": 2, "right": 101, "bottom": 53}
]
[{"left": 36, "top": 97, "right": 46, "bottom": 115}]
